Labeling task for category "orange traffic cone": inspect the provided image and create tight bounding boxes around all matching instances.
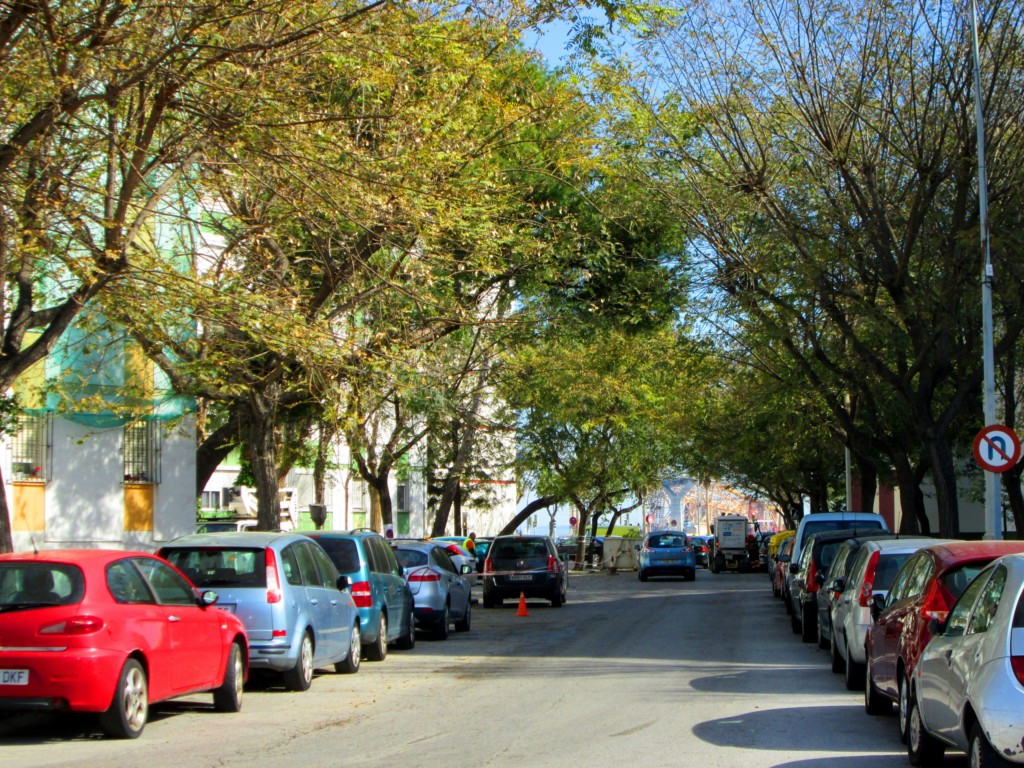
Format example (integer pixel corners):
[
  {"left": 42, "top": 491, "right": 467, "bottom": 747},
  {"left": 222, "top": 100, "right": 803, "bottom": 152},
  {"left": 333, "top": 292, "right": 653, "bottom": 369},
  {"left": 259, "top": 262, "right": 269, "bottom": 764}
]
[{"left": 516, "top": 592, "right": 530, "bottom": 617}]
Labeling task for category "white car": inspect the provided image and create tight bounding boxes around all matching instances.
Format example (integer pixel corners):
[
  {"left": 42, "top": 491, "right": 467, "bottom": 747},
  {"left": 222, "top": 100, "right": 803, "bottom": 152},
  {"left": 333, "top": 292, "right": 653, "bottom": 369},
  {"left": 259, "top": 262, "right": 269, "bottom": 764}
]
[
  {"left": 908, "top": 552, "right": 1024, "bottom": 766},
  {"left": 831, "top": 537, "right": 943, "bottom": 691}
]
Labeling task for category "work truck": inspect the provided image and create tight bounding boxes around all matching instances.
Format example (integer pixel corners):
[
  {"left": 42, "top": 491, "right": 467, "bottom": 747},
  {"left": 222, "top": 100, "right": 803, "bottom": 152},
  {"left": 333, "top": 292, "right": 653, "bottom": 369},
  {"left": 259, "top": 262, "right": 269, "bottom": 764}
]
[{"left": 710, "top": 514, "right": 757, "bottom": 573}]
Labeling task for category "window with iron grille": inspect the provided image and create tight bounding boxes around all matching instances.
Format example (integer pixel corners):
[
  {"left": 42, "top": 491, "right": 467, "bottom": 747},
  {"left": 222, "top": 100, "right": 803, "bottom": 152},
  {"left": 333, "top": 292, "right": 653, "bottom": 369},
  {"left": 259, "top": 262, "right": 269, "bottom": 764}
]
[
  {"left": 9, "top": 414, "right": 50, "bottom": 481},
  {"left": 123, "top": 421, "right": 160, "bottom": 483}
]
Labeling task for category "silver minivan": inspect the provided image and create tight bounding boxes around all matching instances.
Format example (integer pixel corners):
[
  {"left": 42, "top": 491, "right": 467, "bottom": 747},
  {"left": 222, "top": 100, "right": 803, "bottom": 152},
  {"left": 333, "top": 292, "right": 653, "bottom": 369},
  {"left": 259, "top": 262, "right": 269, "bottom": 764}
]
[{"left": 159, "top": 532, "right": 361, "bottom": 691}]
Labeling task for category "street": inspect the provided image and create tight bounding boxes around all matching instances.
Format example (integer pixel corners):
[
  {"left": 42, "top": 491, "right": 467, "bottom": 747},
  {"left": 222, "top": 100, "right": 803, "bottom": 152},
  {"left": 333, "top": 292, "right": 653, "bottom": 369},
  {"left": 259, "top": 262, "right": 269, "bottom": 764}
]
[{"left": 0, "top": 570, "right": 968, "bottom": 768}]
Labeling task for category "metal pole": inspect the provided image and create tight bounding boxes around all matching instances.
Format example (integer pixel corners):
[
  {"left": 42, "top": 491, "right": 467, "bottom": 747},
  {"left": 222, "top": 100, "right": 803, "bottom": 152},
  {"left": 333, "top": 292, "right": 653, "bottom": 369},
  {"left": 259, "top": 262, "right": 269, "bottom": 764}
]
[{"left": 971, "top": 0, "right": 1002, "bottom": 539}]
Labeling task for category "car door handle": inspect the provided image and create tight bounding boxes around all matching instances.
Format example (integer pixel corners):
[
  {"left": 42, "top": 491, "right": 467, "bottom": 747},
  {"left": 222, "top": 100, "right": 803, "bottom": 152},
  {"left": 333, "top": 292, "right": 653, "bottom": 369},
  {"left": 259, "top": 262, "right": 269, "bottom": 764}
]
[
  {"left": 168, "top": 615, "right": 181, "bottom": 622},
  {"left": 309, "top": 598, "right": 319, "bottom": 606}
]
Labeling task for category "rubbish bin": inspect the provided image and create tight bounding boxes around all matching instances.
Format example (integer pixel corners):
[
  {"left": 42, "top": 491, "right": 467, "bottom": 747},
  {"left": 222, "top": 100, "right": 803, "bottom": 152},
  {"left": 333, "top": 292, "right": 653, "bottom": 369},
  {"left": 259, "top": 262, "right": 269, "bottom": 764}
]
[{"left": 309, "top": 504, "right": 327, "bottom": 530}]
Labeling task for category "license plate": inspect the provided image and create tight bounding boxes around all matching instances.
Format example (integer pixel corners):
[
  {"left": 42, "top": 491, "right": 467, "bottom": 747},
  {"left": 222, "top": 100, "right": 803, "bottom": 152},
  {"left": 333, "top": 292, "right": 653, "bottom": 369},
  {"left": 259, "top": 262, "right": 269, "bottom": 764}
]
[
  {"left": 508, "top": 574, "right": 533, "bottom": 582},
  {"left": 658, "top": 559, "right": 681, "bottom": 565},
  {"left": 1, "top": 669, "right": 29, "bottom": 685}
]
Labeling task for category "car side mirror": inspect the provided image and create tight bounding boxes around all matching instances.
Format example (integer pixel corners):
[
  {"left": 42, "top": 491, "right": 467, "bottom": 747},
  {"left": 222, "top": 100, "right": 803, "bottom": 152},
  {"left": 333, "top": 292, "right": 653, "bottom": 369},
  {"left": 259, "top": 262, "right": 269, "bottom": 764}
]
[
  {"left": 926, "top": 618, "right": 946, "bottom": 637},
  {"left": 460, "top": 564, "right": 473, "bottom": 575},
  {"left": 815, "top": 572, "right": 825, "bottom": 586},
  {"left": 870, "top": 592, "right": 885, "bottom": 621},
  {"left": 789, "top": 563, "right": 799, "bottom": 575},
  {"left": 200, "top": 589, "right": 219, "bottom": 607},
  {"left": 336, "top": 575, "right": 351, "bottom": 591}
]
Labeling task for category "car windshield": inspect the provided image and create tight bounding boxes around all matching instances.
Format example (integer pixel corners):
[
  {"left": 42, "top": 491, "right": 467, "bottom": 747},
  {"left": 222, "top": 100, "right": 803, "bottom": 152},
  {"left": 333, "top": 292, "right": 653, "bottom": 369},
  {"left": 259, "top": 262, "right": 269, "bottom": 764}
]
[
  {"left": 311, "top": 538, "right": 360, "bottom": 574},
  {"left": 161, "top": 548, "right": 266, "bottom": 588},
  {"left": 0, "top": 562, "right": 85, "bottom": 609},
  {"left": 395, "top": 549, "right": 427, "bottom": 568}
]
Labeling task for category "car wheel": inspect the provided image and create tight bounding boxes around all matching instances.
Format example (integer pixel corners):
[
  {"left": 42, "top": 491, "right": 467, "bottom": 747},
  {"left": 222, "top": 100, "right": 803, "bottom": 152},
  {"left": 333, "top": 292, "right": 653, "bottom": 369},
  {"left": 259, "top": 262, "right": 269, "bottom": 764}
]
[
  {"left": 783, "top": 589, "right": 793, "bottom": 615},
  {"left": 907, "top": 692, "right": 945, "bottom": 766},
  {"left": 898, "top": 672, "right": 911, "bottom": 743},
  {"left": 817, "top": 616, "right": 829, "bottom": 650},
  {"left": 213, "top": 641, "right": 245, "bottom": 712},
  {"left": 394, "top": 607, "right": 416, "bottom": 650},
  {"left": 685, "top": 569, "right": 696, "bottom": 582},
  {"left": 283, "top": 631, "right": 314, "bottom": 691},
  {"left": 100, "top": 658, "right": 148, "bottom": 739},
  {"left": 801, "top": 603, "right": 816, "bottom": 643},
  {"left": 455, "top": 599, "right": 471, "bottom": 631},
  {"left": 365, "top": 613, "right": 388, "bottom": 661},
  {"left": 844, "top": 640, "right": 865, "bottom": 690},
  {"left": 483, "top": 592, "right": 497, "bottom": 609},
  {"left": 638, "top": 570, "right": 648, "bottom": 582},
  {"left": 550, "top": 584, "right": 564, "bottom": 607},
  {"left": 864, "top": 654, "right": 892, "bottom": 715},
  {"left": 790, "top": 611, "right": 801, "bottom": 634},
  {"left": 969, "top": 721, "right": 1005, "bottom": 768},
  {"left": 772, "top": 579, "right": 781, "bottom": 598},
  {"left": 830, "top": 630, "right": 845, "bottom": 673},
  {"left": 433, "top": 603, "right": 450, "bottom": 640},
  {"left": 335, "top": 623, "right": 361, "bottom": 674}
]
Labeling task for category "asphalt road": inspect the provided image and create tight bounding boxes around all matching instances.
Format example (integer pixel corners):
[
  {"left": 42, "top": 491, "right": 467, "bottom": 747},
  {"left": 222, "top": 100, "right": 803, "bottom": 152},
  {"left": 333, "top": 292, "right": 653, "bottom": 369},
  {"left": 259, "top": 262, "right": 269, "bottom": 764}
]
[{"left": 1, "top": 569, "right": 969, "bottom": 768}]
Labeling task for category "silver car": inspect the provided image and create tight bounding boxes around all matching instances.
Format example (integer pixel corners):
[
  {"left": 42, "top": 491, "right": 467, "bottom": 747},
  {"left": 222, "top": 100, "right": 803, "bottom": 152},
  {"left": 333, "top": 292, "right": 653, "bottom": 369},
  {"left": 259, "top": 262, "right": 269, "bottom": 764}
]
[
  {"left": 159, "top": 532, "right": 362, "bottom": 691},
  {"left": 908, "top": 553, "right": 1024, "bottom": 766},
  {"left": 392, "top": 540, "right": 473, "bottom": 640},
  {"left": 831, "top": 537, "right": 941, "bottom": 691}
]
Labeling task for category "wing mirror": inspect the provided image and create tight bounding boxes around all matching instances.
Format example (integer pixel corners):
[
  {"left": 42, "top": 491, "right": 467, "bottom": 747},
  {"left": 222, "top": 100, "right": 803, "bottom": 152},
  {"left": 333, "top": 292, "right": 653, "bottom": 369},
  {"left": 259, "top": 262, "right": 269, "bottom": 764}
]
[
  {"left": 789, "top": 562, "right": 800, "bottom": 575},
  {"left": 336, "top": 575, "right": 351, "bottom": 591},
  {"left": 870, "top": 592, "right": 886, "bottom": 621}
]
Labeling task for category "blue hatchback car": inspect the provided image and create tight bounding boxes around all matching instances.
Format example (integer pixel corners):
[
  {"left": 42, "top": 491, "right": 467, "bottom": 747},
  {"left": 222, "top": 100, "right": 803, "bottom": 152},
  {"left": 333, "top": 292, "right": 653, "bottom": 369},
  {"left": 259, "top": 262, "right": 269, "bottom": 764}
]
[
  {"left": 306, "top": 531, "right": 415, "bottom": 660},
  {"left": 637, "top": 531, "right": 697, "bottom": 582},
  {"left": 159, "top": 532, "right": 362, "bottom": 691}
]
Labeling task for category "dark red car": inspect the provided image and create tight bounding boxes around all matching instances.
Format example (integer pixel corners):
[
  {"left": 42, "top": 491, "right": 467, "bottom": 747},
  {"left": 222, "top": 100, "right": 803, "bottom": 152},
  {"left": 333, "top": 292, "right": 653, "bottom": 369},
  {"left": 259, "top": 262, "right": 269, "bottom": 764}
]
[
  {"left": 864, "top": 540, "right": 1024, "bottom": 739},
  {"left": 0, "top": 549, "right": 249, "bottom": 738}
]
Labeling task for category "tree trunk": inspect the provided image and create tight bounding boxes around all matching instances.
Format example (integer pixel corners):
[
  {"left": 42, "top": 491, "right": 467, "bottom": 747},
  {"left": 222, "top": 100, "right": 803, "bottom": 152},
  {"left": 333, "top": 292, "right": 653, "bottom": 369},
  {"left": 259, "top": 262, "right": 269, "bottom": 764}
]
[
  {"left": 431, "top": 414, "right": 481, "bottom": 537},
  {"left": 313, "top": 422, "right": 334, "bottom": 507},
  {"left": 925, "top": 434, "right": 960, "bottom": 538},
  {"left": 854, "top": 454, "right": 877, "bottom": 514},
  {"left": 498, "top": 496, "right": 559, "bottom": 536},
  {"left": 0, "top": 464, "right": 12, "bottom": 553},
  {"left": 893, "top": 455, "right": 927, "bottom": 535},
  {"left": 245, "top": 386, "right": 282, "bottom": 531},
  {"left": 196, "top": 408, "right": 241, "bottom": 497},
  {"left": 365, "top": 470, "right": 393, "bottom": 533}
]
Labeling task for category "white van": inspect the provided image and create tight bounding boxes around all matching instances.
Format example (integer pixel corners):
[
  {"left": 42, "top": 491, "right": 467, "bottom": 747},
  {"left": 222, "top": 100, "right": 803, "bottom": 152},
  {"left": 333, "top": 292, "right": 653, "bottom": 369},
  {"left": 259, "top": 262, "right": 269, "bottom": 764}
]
[{"left": 790, "top": 511, "right": 890, "bottom": 567}]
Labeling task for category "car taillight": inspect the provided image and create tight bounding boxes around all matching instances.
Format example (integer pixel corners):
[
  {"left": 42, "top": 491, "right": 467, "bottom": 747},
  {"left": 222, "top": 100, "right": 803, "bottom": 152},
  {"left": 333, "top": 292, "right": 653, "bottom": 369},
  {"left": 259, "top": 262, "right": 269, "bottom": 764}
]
[
  {"left": 920, "top": 581, "right": 950, "bottom": 623},
  {"left": 408, "top": 568, "right": 441, "bottom": 583},
  {"left": 807, "top": 559, "right": 819, "bottom": 593},
  {"left": 445, "top": 545, "right": 462, "bottom": 557},
  {"left": 547, "top": 556, "right": 559, "bottom": 572},
  {"left": 1012, "top": 657, "right": 1024, "bottom": 686},
  {"left": 350, "top": 581, "right": 373, "bottom": 608},
  {"left": 859, "top": 551, "right": 880, "bottom": 607},
  {"left": 39, "top": 616, "right": 103, "bottom": 635},
  {"left": 265, "top": 548, "right": 283, "bottom": 604},
  {"left": 483, "top": 558, "right": 494, "bottom": 574}
]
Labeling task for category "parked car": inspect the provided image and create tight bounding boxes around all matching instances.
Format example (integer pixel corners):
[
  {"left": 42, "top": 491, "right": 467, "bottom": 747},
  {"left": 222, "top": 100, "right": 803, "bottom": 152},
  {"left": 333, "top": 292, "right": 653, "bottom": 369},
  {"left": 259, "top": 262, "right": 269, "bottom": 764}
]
[
  {"left": 772, "top": 537, "right": 794, "bottom": 599},
  {"left": 817, "top": 532, "right": 900, "bottom": 660},
  {"left": 0, "top": 549, "right": 249, "bottom": 738},
  {"left": 158, "top": 532, "right": 361, "bottom": 692},
  {"left": 391, "top": 540, "right": 473, "bottom": 639},
  {"left": 692, "top": 535, "right": 712, "bottom": 569},
  {"left": 472, "top": 537, "right": 493, "bottom": 571},
  {"left": 908, "top": 553, "right": 1024, "bottom": 766},
  {"left": 637, "top": 531, "right": 697, "bottom": 582},
  {"left": 830, "top": 536, "right": 942, "bottom": 691},
  {"left": 790, "top": 529, "right": 867, "bottom": 642},
  {"left": 482, "top": 535, "right": 567, "bottom": 607},
  {"left": 865, "top": 540, "right": 1024, "bottom": 737},
  {"left": 430, "top": 538, "right": 477, "bottom": 574},
  {"left": 306, "top": 530, "right": 416, "bottom": 659}
]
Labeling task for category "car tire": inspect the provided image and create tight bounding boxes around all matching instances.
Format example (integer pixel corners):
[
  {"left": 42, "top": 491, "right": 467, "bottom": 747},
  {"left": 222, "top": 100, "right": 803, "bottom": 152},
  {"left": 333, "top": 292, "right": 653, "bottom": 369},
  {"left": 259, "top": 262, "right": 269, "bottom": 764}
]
[
  {"left": 844, "top": 641, "right": 865, "bottom": 690},
  {"left": 969, "top": 721, "right": 1006, "bottom": 768},
  {"left": 817, "top": 617, "right": 829, "bottom": 650},
  {"left": 335, "top": 623, "right": 361, "bottom": 674},
  {"left": 550, "top": 585, "right": 564, "bottom": 607},
  {"left": 864, "top": 654, "right": 891, "bottom": 715},
  {"left": 213, "top": 641, "right": 245, "bottom": 713},
  {"left": 394, "top": 607, "right": 416, "bottom": 650},
  {"left": 433, "top": 603, "right": 450, "bottom": 640},
  {"left": 100, "top": 658, "right": 148, "bottom": 739},
  {"left": 830, "top": 631, "right": 845, "bottom": 673},
  {"left": 772, "top": 580, "right": 781, "bottom": 598},
  {"left": 638, "top": 570, "right": 648, "bottom": 582},
  {"left": 482, "top": 592, "right": 497, "bottom": 609},
  {"left": 907, "top": 692, "right": 945, "bottom": 766},
  {"left": 898, "top": 671, "right": 911, "bottom": 743},
  {"left": 365, "top": 613, "right": 388, "bottom": 661},
  {"left": 790, "top": 611, "right": 801, "bottom": 634},
  {"left": 685, "top": 569, "right": 696, "bottom": 582},
  {"left": 783, "top": 589, "right": 793, "bottom": 615},
  {"left": 455, "top": 600, "right": 471, "bottom": 631},
  {"left": 283, "top": 631, "right": 314, "bottom": 691},
  {"left": 801, "top": 603, "right": 816, "bottom": 643}
]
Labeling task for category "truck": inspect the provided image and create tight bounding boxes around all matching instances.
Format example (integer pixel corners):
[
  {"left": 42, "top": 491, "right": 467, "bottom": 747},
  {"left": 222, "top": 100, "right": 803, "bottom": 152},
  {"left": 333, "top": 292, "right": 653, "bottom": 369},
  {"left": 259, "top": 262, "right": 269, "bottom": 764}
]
[{"left": 710, "top": 514, "right": 757, "bottom": 573}]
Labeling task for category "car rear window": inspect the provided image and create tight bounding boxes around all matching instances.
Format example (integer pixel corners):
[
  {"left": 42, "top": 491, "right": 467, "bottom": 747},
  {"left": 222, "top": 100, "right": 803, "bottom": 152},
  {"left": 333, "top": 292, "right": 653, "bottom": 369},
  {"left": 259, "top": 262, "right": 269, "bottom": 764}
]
[
  {"left": 648, "top": 534, "right": 688, "bottom": 548},
  {"left": 874, "top": 553, "right": 913, "bottom": 591},
  {"left": 490, "top": 540, "right": 549, "bottom": 559},
  {"left": 941, "top": 563, "right": 989, "bottom": 600},
  {"left": 0, "top": 563, "right": 84, "bottom": 607},
  {"left": 395, "top": 549, "right": 427, "bottom": 568},
  {"left": 802, "top": 519, "right": 884, "bottom": 547},
  {"left": 312, "top": 538, "right": 361, "bottom": 574},
  {"left": 161, "top": 548, "right": 266, "bottom": 588}
]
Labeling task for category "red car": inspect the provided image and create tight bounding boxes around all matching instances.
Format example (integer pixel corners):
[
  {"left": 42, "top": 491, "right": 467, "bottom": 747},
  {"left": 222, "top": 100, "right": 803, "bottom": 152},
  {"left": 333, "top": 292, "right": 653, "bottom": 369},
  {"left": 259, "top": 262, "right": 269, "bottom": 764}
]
[
  {"left": 0, "top": 549, "right": 249, "bottom": 738},
  {"left": 864, "top": 540, "right": 1024, "bottom": 739}
]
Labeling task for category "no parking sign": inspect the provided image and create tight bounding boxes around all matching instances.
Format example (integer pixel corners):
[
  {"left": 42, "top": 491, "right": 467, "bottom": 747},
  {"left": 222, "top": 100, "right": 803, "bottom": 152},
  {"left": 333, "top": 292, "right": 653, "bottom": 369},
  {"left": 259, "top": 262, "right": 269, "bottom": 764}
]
[{"left": 973, "top": 424, "right": 1022, "bottom": 473}]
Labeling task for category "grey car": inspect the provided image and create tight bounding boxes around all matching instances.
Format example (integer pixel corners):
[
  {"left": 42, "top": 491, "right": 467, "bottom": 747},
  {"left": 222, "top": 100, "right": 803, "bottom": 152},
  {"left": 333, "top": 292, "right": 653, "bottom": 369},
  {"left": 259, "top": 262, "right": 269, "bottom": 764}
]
[
  {"left": 159, "top": 532, "right": 361, "bottom": 691},
  {"left": 909, "top": 553, "right": 1024, "bottom": 767},
  {"left": 391, "top": 540, "right": 473, "bottom": 640},
  {"left": 482, "top": 535, "right": 567, "bottom": 607}
]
